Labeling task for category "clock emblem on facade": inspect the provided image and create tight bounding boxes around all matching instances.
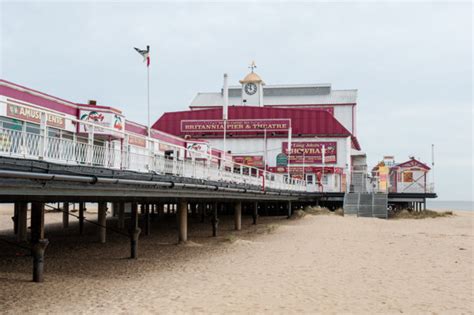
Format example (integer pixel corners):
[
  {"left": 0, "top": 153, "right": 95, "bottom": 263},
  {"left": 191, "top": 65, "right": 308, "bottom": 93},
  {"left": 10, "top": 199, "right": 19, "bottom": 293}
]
[{"left": 244, "top": 83, "right": 257, "bottom": 95}]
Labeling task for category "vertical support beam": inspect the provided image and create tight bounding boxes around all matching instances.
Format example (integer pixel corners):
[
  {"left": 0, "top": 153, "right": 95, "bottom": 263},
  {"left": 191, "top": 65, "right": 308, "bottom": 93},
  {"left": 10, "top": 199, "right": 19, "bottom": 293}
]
[
  {"left": 117, "top": 202, "right": 125, "bottom": 229},
  {"left": 97, "top": 202, "right": 107, "bottom": 243},
  {"left": 144, "top": 204, "right": 150, "bottom": 236},
  {"left": 178, "top": 199, "right": 188, "bottom": 243},
  {"left": 252, "top": 201, "right": 258, "bottom": 225},
  {"left": 234, "top": 201, "right": 242, "bottom": 231},
  {"left": 423, "top": 198, "right": 427, "bottom": 211},
  {"left": 111, "top": 202, "right": 118, "bottom": 217},
  {"left": 200, "top": 203, "right": 206, "bottom": 223},
  {"left": 129, "top": 202, "right": 141, "bottom": 259},
  {"left": 13, "top": 202, "right": 19, "bottom": 234},
  {"left": 17, "top": 202, "right": 28, "bottom": 242},
  {"left": 31, "top": 202, "right": 48, "bottom": 283},
  {"left": 287, "top": 201, "right": 292, "bottom": 219},
  {"left": 157, "top": 202, "right": 164, "bottom": 217},
  {"left": 78, "top": 202, "right": 85, "bottom": 235},
  {"left": 211, "top": 202, "right": 219, "bottom": 237},
  {"left": 62, "top": 202, "right": 69, "bottom": 229}
]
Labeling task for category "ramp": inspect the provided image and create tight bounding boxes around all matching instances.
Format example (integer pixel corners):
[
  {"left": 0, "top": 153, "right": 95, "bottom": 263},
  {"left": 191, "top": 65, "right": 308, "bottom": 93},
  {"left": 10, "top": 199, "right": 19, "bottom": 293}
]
[{"left": 343, "top": 193, "right": 388, "bottom": 218}]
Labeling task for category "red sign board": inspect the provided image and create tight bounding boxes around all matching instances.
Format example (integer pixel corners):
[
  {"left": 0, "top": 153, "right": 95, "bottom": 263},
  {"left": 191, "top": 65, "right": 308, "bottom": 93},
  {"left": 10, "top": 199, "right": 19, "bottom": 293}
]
[
  {"left": 128, "top": 135, "right": 146, "bottom": 147},
  {"left": 7, "top": 103, "right": 66, "bottom": 129},
  {"left": 268, "top": 166, "right": 343, "bottom": 174},
  {"left": 181, "top": 119, "right": 291, "bottom": 133},
  {"left": 282, "top": 141, "right": 337, "bottom": 164},
  {"left": 232, "top": 155, "right": 264, "bottom": 168}
]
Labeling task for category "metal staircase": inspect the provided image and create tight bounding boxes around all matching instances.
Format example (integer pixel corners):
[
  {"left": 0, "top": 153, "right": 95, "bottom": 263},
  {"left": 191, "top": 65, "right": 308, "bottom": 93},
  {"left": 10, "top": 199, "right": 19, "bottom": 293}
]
[{"left": 343, "top": 193, "right": 388, "bottom": 219}]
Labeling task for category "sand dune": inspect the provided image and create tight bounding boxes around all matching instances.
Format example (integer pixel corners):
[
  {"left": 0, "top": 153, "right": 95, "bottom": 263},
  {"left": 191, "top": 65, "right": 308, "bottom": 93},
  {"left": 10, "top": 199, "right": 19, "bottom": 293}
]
[{"left": 0, "top": 205, "right": 472, "bottom": 314}]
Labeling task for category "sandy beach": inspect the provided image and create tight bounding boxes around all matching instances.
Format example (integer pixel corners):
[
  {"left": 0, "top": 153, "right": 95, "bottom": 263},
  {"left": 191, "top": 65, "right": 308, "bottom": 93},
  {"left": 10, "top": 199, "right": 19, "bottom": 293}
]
[{"left": 0, "top": 205, "right": 472, "bottom": 314}]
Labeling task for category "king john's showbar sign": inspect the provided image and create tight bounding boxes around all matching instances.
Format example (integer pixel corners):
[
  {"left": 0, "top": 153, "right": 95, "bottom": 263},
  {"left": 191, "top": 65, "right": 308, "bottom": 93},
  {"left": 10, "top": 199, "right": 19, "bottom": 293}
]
[{"left": 181, "top": 119, "right": 291, "bottom": 133}]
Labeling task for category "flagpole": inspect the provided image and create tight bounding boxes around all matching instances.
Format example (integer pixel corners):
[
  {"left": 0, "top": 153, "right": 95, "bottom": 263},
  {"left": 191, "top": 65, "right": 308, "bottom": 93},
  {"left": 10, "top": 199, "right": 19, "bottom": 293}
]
[{"left": 147, "top": 45, "right": 150, "bottom": 137}]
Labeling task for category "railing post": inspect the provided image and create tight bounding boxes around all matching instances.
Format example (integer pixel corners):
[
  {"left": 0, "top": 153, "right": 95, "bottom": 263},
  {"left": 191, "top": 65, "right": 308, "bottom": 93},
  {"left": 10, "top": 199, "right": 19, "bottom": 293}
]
[
  {"left": 87, "top": 125, "right": 94, "bottom": 165},
  {"left": 39, "top": 112, "right": 47, "bottom": 160}
]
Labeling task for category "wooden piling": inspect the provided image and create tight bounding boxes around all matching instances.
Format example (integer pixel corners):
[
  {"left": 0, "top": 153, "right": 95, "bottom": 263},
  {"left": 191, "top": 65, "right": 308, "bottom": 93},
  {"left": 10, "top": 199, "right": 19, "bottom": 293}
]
[
  {"left": 31, "top": 202, "right": 48, "bottom": 283},
  {"left": 63, "top": 202, "right": 69, "bottom": 229},
  {"left": 97, "top": 202, "right": 107, "bottom": 243},
  {"left": 178, "top": 199, "right": 188, "bottom": 243},
  {"left": 234, "top": 201, "right": 242, "bottom": 231},
  {"left": 117, "top": 202, "right": 125, "bottom": 229},
  {"left": 78, "top": 202, "right": 85, "bottom": 235},
  {"left": 17, "top": 202, "right": 28, "bottom": 242},
  {"left": 129, "top": 202, "right": 141, "bottom": 259},
  {"left": 252, "top": 201, "right": 258, "bottom": 225}
]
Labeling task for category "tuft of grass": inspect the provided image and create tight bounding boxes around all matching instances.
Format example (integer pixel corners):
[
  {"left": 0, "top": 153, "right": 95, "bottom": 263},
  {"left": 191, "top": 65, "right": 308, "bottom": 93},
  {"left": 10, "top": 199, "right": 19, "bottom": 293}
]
[
  {"left": 291, "top": 209, "right": 307, "bottom": 219},
  {"left": 390, "top": 209, "right": 454, "bottom": 219},
  {"left": 223, "top": 234, "right": 238, "bottom": 243},
  {"left": 265, "top": 224, "right": 279, "bottom": 234},
  {"left": 303, "top": 206, "right": 344, "bottom": 216}
]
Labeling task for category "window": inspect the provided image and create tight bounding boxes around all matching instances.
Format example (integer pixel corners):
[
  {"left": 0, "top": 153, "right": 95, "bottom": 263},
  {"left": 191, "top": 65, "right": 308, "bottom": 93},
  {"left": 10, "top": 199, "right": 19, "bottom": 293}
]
[
  {"left": 0, "top": 117, "right": 23, "bottom": 131},
  {"left": 26, "top": 122, "right": 40, "bottom": 134},
  {"left": 48, "top": 127, "right": 61, "bottom": 138},
  {"left": 322, "top": 174, "right": 329, "bottom": 185}
]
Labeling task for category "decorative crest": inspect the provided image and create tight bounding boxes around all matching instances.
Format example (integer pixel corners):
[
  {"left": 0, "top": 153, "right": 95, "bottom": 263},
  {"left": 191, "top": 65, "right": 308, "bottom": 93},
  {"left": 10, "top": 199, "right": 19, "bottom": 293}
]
[{"left": 249, "top": 60, "right": 257, "bottom": 72}]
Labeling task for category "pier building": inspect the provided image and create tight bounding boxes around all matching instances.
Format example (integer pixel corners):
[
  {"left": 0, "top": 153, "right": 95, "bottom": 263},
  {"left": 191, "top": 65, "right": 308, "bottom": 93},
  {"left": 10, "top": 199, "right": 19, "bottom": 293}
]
[{"left": 153, "top": 67, "right": 367, "bottom": 193}]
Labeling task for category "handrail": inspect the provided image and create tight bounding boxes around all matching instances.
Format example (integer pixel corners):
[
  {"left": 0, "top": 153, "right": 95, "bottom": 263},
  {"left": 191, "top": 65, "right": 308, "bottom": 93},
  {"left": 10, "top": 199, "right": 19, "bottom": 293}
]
[{"left": 0, "top": 122, "right": 306, "bottom": 192}]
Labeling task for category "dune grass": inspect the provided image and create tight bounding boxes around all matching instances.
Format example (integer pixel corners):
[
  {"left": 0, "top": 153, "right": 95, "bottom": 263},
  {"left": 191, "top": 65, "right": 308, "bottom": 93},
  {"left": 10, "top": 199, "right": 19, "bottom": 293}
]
[{"left": 390, "top": 209, "right": 454, "bottom": 219}]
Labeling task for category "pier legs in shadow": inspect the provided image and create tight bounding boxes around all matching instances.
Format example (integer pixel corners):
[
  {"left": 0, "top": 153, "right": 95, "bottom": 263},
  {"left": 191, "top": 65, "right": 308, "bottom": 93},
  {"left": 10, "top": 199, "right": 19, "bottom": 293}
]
[
  {"left": 252, "top": 201, "right": 258, "bottom": 225},
  {"left": 178, "top": 199, "right": 188, "bottom": 244},
  {"left": 98, "top": 202, "right": 107, "bottom": 243},
  {"left": 211, "top": 202, "right": 219, "bottom": 237},
  {"left": 129, "top": 202, "right": 141, "bottom": 259},
  {"left": 234, "top": 201, "right": 242, "bottom": 231},
  {"left": 31, "top": 202, "right": 49, "bottom": 283}
]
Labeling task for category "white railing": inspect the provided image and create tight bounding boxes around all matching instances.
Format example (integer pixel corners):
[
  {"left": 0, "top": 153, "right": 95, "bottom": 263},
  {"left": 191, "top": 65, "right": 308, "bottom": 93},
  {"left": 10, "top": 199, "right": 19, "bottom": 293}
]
[{"left": 0, "top": 124, "right": 306, "bottom": 192}]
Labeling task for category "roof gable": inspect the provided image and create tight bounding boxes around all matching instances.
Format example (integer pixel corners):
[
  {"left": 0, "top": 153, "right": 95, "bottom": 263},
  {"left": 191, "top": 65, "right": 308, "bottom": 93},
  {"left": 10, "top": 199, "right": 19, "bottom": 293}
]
[{"left": 394, "top": 158, "right": 431, "bottom": 170}]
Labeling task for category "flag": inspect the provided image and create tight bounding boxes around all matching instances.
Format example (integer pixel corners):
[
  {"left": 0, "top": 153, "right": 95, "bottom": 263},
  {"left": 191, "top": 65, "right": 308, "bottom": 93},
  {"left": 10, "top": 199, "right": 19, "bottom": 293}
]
[{"left": 134, "top": 45, "right": 150, "bottom": 67}]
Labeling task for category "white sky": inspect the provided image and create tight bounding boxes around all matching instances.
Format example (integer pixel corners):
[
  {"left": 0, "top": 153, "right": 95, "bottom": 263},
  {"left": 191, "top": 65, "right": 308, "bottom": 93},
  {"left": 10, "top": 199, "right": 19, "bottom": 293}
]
[{"left": 1, "top": 1, "right": 472, "bottom": 201}]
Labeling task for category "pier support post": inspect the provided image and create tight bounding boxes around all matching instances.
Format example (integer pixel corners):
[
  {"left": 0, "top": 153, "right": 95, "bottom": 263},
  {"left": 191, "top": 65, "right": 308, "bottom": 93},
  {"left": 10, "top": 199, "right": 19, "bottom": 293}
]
[
  {"left": 117, "top": 202, "right": 125, "bottom": 229},
  {"left": 17, "top": 202, "right": 28, "bottom": 242},
  {"left": 97, "top": 202, "right": 107, "bottom": 243},
  {"left": 211, "top": 202, "right": 219, "bottom": 237},
  {"left": 78, "top": 202, "right": 85, "bottom": 235},
  {"left": 200, "top": 203, "right": 206, "bottom": 223},
  {"left": 13, "top": 202, "right": 19, "bottom": 234},
  {"left": 62, "top": 202, "right": 69, "bottom": 229},
  {"left": 234, "top": 201, "right": 242, "bottom": 231},
  {"left": 157, "top": 202, "right": 164, "bottom": 217},
  {"left": 287, "top": 201, "right": 292, "bottom": 219},
  {"left": 144, "top": 204, "right": 150, "bottom": 236},
  {"left": 252, "top": 201, "right": 258, "bottom": 225},
  {"left": 178, "top": 199, "right": 188, "bottom": 243},
  {"left": 129, "top": 202, "right": 141, "bottom": 259},
  {"left": 423, "top": 199, "right": 427, "bottom": 211},
  {"left": 31, "top": 202, "right": 48, "bottom": 283}
]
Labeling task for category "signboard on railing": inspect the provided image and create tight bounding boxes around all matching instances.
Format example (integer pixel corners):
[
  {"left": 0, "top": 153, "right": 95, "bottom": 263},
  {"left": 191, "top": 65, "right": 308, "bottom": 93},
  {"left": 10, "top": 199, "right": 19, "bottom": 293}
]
[
  {"left": 6, "top": 103, "right": 65, "bottom": 129},
  {"left": 181, "top": 119, "right": 291, "bottom": 133},
  {"left": 232, "top": 155, "right": 264, "bottom": 168},
  {"left": 128, "top": 135, "right": 146, "bottom": 147},
  {"left": 268, "top": 166, "right": 343, "bottom": 174},
  {"left": 282, "top": 141, "right": 337, "bottom": 164},
  {"left": 78, "top": 110, "right": 124, "bottom": 137},
  {"left": 186, "top": 142, "right": 209, "bottom": 159}
]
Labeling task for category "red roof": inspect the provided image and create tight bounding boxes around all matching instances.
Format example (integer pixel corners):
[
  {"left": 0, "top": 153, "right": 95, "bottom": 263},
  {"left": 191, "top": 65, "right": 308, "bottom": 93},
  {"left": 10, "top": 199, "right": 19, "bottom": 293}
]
[
  {"left": 392, "top": 158, "right": 431, "bottom": 171},
  {"left": 152, "top": 106, "right": 361, "bottom": 149}
]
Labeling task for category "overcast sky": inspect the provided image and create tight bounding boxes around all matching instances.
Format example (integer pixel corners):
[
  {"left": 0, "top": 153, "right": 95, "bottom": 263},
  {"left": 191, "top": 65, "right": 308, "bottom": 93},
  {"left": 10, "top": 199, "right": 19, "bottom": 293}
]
[{"left": 1, "top": 1, "right": 472, "bottom": 201}]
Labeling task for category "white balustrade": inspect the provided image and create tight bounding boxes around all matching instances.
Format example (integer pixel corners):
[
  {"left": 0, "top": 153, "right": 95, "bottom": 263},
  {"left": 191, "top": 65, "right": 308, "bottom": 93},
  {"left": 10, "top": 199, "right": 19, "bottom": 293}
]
[{"left": 0, "top": 125, "right": 306, "bottom": 192}]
